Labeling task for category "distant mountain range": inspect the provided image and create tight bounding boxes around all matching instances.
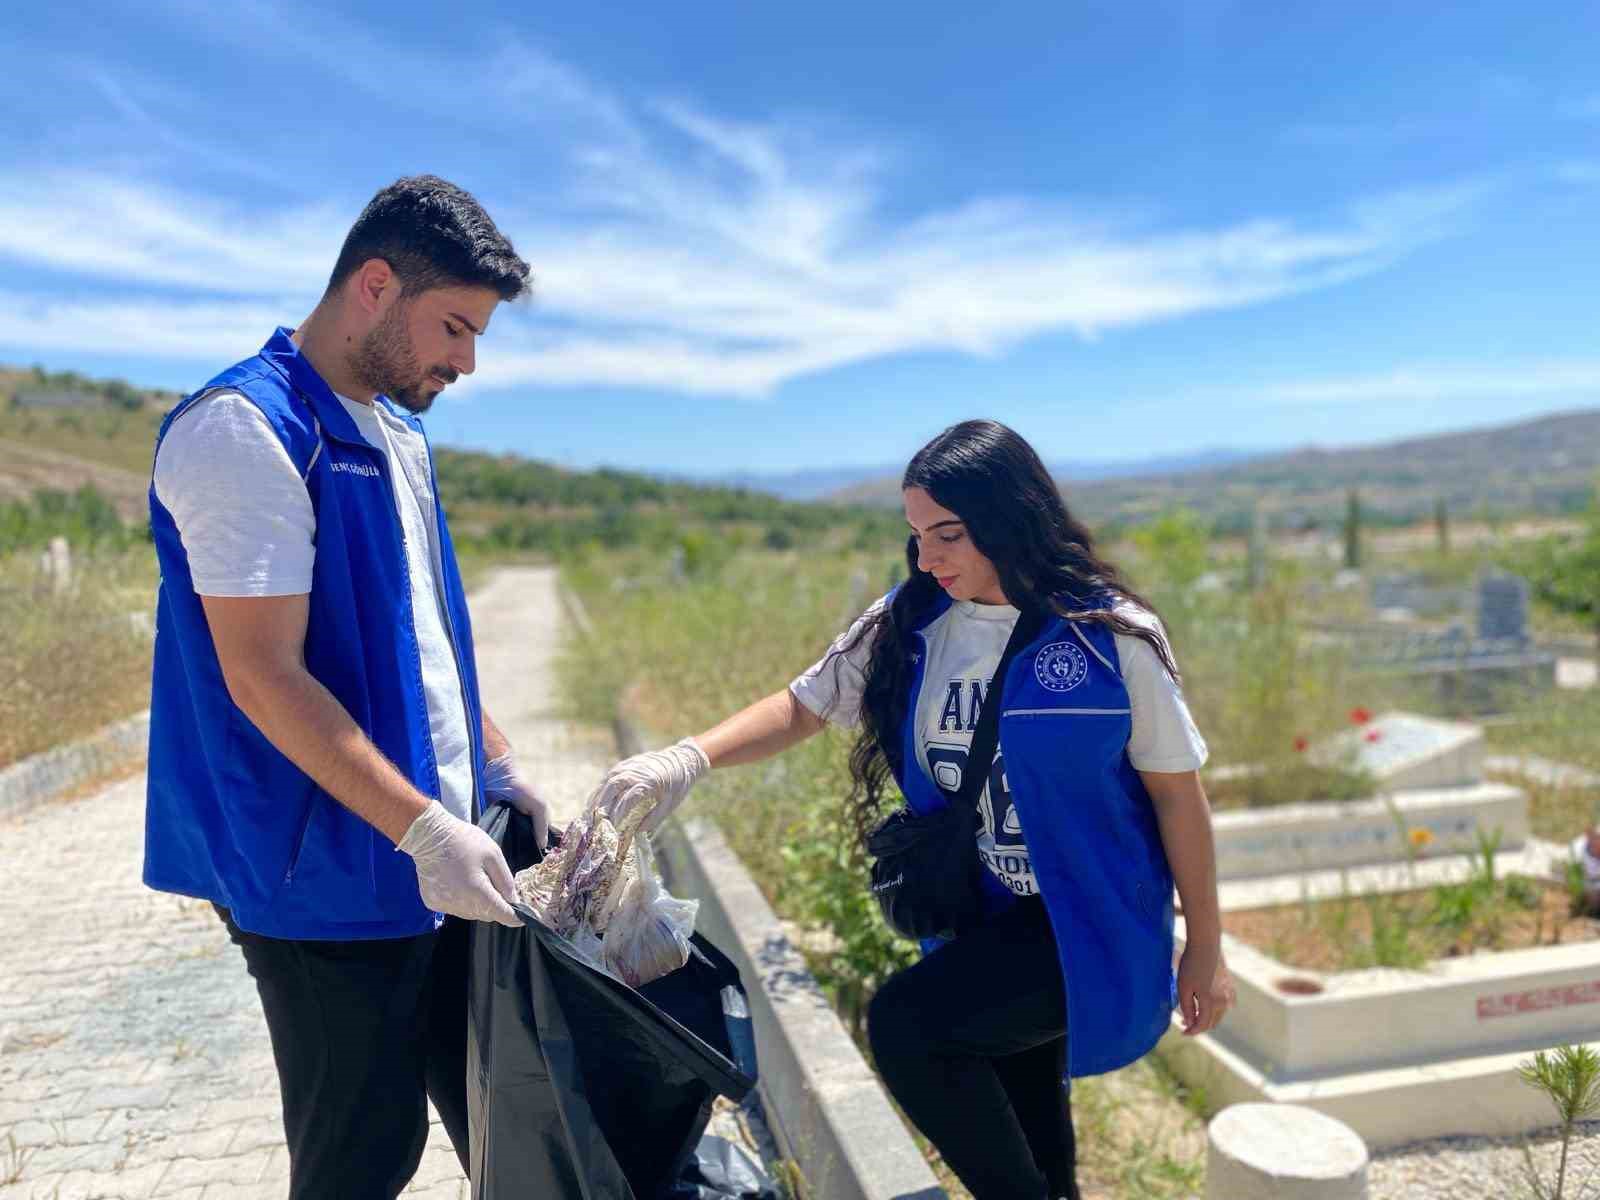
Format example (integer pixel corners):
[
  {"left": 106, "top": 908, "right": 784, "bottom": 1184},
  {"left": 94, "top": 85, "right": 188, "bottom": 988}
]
[
  {"left": 820, "top": 409, "right": 1600, "bottom": 533},
  {"left": 696, "top": 448, "right": 1264, "bottom": 501}
]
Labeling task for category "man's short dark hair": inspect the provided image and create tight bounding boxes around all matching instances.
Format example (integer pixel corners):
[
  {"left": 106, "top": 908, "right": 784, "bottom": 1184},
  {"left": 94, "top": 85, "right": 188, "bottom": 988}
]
[{"left": 327, "top": 175, "right": 532, "bottom": 301}]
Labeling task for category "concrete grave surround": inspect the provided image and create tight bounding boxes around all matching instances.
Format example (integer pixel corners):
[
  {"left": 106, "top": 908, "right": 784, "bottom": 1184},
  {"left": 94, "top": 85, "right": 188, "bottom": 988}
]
[
  {"left": 1211, "top": 782, "right": 1526, "bottom": 881},
  {"left": 1160, "top": 838, "right": 1600, "bottom": 1148}
]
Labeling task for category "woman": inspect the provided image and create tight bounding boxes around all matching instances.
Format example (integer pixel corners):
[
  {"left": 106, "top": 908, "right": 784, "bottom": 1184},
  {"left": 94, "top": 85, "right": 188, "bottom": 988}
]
[{"left": 595, "top": 420, "right": 1234, "bottom": 1200}]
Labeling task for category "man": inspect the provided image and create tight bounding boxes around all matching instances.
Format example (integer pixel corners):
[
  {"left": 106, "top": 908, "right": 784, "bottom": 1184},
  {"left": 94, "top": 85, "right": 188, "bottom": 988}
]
[{"left": 144, "top": 175, "right": 547, "bottom": 1199}]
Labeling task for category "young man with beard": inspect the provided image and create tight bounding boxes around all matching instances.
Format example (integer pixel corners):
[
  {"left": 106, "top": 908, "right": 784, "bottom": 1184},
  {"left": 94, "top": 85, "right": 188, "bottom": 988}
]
[{"left": 145, "top": 176, "right": 545, "bottom": 1199}]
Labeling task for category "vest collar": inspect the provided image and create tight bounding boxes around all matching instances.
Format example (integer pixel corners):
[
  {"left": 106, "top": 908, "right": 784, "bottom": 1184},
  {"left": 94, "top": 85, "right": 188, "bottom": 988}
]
[{"left": 258, "top": 326, "right": 396, "bottom": 449}]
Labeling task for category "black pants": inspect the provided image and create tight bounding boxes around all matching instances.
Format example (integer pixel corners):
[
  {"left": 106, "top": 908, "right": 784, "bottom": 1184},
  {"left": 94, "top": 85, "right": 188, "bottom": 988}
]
[
  {"left": 216, "top": 907, "right": 471, "bottom": 1200},
  {"left": 868, "top": 899, "right": 1079, "bottom": 1200}
]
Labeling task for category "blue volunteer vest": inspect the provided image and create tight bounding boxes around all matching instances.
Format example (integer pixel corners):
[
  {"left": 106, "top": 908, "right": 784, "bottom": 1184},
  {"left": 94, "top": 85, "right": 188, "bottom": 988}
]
[
  {"left": 143, "top": 328, "right": 486, "bottom": 940},
  {"left": 893, "top": 591, "right": 1178, "bottom": 1077}
]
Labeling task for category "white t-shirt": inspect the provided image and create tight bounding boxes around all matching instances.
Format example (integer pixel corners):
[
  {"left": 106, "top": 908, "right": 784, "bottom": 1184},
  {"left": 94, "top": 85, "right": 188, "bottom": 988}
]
[
  {"left": 790, "top": 597, "right": 1208, "bottom": 897},
  {"left": 153, "top": 389, "right": 475, "bottom": 823}
]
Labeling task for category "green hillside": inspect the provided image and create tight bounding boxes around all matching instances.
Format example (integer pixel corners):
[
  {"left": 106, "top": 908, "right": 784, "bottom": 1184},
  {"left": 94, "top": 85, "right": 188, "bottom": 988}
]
[{"left": 0, "top": 364, "right": 900, "bottom": 555}]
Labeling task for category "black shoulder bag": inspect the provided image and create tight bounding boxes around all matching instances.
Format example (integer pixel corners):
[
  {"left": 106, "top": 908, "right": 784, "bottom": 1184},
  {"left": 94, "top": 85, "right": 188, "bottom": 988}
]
[{"left": 866, "top": 608, "right": 1045, "bottom": 940}]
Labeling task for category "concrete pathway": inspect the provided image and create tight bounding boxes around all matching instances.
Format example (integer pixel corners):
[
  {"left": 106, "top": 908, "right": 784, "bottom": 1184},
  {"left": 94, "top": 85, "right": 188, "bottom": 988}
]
[{"left": 0, "top": 566, "right": 613, "bottom": 1199}]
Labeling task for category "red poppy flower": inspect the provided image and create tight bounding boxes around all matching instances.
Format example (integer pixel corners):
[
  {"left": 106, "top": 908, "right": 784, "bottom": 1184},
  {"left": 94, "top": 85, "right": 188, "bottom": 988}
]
[
  {"left": 1349, "top": 707, "right": 1373, "bottom": 725},
  {"left": 1293, "top": 736, "right": 1309, "bottom": 753}
]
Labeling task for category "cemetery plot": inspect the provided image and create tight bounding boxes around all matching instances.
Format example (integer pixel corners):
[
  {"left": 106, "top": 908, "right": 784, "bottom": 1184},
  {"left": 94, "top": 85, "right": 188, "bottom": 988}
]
[
  {"left": 1159, "top": 837, "right": 1600, "bottom": 1148},
  {"left": 1221, "top": 877, "right": 1598, "bottom": 973}
]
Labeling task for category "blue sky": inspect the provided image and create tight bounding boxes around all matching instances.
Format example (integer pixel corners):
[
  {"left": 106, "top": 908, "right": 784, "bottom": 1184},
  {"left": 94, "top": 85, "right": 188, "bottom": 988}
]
[{"left": 4, "top": 2, "right": 1600, "bottom": 475}]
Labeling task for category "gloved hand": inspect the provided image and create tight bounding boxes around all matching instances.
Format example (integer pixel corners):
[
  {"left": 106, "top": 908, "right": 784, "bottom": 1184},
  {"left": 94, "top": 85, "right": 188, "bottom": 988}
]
[
  {"left": 484, "top": 753, "right": 550, "bottom": 849},
  {"left": 397, "top": 800, "right": 520, "bottom": 926},
  {"left": 594, "top": 737, "right": 711, "bottom": 833}
]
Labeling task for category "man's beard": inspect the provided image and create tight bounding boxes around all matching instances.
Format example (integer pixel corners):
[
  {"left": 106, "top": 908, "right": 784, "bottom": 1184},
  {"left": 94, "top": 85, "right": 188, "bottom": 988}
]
[{"left": 348, "top": 302, "right": 456, "bottom": 415}]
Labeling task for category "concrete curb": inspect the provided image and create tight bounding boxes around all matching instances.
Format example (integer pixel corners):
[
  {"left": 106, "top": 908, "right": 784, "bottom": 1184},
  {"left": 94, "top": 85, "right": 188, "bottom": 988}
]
[
  {"left": 617, "top": 715, "right": 947, "bottom": 1200},
  {"left": 0, "top": 708, "right": 149, "bottom": 820},
  {"left": 558, "top": 579, "right": 595, "bottom": 640}
]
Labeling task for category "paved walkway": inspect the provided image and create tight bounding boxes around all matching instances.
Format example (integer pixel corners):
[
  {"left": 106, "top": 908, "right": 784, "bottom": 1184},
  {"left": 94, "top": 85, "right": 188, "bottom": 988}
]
[{"left": 0, "top": 566, "right": 614, "bottom": 1199}]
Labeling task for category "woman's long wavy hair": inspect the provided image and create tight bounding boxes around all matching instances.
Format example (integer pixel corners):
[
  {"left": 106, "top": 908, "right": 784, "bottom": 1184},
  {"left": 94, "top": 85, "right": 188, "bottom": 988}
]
[{"left": 832, "top": 419, "right": 1179, "bottom": 852}]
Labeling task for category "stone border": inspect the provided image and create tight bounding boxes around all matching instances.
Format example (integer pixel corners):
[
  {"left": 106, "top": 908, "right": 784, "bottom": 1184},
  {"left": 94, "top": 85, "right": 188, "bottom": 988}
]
[
  {"left": 0, "top": 708, "right": 149, "bottom": 820},
  {"left": 617, "top": 714, "right": 946, "bottom": 1200},
  {"left": 1211, "top": 782, "right": 1527, "bottom": 880}
]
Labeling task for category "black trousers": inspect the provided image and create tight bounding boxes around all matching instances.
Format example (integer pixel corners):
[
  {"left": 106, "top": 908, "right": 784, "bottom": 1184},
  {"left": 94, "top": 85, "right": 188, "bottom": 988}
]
[
  {"left": 216, "top": 906, "right": 471, "bottom": 1200},
  {"left": 867, "top": 899, "right": 1079, "bottom": 1200}
]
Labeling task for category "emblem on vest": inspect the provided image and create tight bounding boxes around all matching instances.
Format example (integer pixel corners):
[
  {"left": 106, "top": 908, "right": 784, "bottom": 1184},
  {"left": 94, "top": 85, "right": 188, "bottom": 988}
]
[{"left": 1033, "top": 641, "right": 1089, "bottom": 692}]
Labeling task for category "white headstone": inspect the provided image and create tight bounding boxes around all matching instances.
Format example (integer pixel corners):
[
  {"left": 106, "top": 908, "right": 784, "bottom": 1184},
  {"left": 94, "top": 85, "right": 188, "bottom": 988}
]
[{"left": 46, "top": 536, "right": 71, "bottom": 594}]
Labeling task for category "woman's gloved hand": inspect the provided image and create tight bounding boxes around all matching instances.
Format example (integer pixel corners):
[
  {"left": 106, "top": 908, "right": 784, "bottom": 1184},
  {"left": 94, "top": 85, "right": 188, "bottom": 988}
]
[
  {"left": 397, "top": 800, "right": 521, "bottom": 926},
  {"left": 484, "top": 753, "right": 551, "bottom": 849},
  {"left": 594, "top": 737, "right": 711, "bottom": 833}
]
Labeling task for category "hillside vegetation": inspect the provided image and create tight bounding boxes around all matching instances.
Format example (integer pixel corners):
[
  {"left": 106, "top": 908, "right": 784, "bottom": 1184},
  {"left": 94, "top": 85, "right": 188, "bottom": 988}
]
[{"left": 0, "top": 363, "right": 901, "bottom": 554}]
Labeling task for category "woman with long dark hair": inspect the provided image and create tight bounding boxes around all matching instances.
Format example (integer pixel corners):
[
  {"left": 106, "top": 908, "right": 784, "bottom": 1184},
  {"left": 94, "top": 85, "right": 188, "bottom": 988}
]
[{"left": 595, "top": 420, "right": 1234, "bottom": 1200}]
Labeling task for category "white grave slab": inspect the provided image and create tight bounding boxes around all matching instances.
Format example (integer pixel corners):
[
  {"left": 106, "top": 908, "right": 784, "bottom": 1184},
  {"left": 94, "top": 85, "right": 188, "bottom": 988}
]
[{"left": 1313, "top": 711, "right": 1483, "bottom": 791}]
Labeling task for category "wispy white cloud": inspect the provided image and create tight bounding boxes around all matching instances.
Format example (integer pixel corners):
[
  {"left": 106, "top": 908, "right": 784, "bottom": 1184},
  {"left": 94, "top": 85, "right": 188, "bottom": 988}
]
[
  {"left": 0, "top": 291, "right": 290, "bottom": 361},
  {"left": 0, "top": 171, "right": 342, "bottom": 294},
  {"left": 1254, "top": 361, "right": 1600, "bottom": 407},
  {"left": 0, "top": 36, "right": 1485, "bottom": 398}
]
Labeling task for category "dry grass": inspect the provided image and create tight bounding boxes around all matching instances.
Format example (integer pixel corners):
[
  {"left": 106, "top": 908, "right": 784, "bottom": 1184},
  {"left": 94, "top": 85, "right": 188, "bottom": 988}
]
[{"left": 0, "top": 547, "right": 155, "bottom": 767}]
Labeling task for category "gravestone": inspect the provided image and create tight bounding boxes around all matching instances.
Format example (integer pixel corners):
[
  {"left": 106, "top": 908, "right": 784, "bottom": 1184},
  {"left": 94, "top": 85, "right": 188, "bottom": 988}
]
[
  {"left": 44, "top": 536, "right": 71, "bottom": 595},
  {"left": 1477, "top": 573, "right": 1529, "bottom": 644},
  {"left": 1369, "top": 572, "right": 1419, "bottom": 613}
]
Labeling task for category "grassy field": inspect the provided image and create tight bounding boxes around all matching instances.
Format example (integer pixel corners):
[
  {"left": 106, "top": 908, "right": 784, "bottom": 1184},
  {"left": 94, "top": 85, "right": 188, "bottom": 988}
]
[{"left": 0, "top": 546, "right": 157, "bottom": 768}]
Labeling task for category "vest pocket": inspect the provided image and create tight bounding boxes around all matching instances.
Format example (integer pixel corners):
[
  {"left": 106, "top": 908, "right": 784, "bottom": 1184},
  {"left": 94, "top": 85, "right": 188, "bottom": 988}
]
[
  {"left": 279, "top": 789, "right": 388, "bottom": 922},
  {"left": 282, "top": 796, "right": 317, "bottom": 884}
]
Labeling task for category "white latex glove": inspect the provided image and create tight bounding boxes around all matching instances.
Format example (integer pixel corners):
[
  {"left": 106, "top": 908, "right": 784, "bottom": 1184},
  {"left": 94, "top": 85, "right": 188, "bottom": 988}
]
[
  {"left": 594, "top": 737, "right": 711, "bottom": 833},
  {"left": 484, "top": 753, "right": 550, "bottom": 849},
  {"left": 397, "top": 801, "right": 521, "bottom": 927}
]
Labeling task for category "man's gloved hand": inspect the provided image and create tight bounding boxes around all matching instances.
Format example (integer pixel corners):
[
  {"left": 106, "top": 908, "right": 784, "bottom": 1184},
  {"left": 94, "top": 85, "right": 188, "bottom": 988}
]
[
  {"left": 484, "top": 753, "right": 550, "bottom": 849},
  {"left": 397, "top": 800, "right": 520, "bottom": 926},
  {"left": 594, "top": 737, "right": 711, "bottom": 833}
]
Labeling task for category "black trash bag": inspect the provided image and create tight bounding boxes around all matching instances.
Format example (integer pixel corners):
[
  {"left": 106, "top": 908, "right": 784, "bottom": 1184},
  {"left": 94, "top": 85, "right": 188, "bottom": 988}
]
[
  {"left": 665, "top": 1134, "right": 780, "bottom": 1200},
  {"left": 468, "top": 803, "right": 756, "bottom": 1200}
]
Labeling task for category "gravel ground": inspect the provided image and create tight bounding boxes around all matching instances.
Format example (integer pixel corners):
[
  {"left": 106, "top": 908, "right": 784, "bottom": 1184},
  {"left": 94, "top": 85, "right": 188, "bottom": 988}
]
[{"left": 1369, "top": 1122, "right": 1600, "bottom": 1199}]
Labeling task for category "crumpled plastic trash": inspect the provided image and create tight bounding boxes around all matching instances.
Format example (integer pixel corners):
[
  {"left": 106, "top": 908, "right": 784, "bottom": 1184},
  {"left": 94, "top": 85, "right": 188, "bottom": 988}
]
[
  {"left": 666, "top": 1133, "right": 779, "bottom": 1199},
  {"left": 514, "top": 786, "right": 698, "bottom": 987}
]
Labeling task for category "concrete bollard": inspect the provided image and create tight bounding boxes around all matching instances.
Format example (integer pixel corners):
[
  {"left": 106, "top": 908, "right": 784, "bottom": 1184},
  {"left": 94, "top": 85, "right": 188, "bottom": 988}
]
[{"left": 1207, "top": 1103, "right": 1369, "bottom": 1199}]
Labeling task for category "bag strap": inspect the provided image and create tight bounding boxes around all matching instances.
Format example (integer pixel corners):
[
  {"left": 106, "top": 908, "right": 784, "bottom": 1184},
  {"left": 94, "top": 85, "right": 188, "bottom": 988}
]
[{"left": 955, "top": 607, "right": 1047, "bottom": 810}]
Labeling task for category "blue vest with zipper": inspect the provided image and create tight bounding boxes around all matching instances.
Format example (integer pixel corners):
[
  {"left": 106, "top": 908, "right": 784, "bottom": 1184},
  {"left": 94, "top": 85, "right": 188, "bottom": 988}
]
[
  {"left": 893, "top": 591, "right": 1177, "bottom": 1078},
  {"left": 143, "top": 327, "right": 486, "bottom": 941}
]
